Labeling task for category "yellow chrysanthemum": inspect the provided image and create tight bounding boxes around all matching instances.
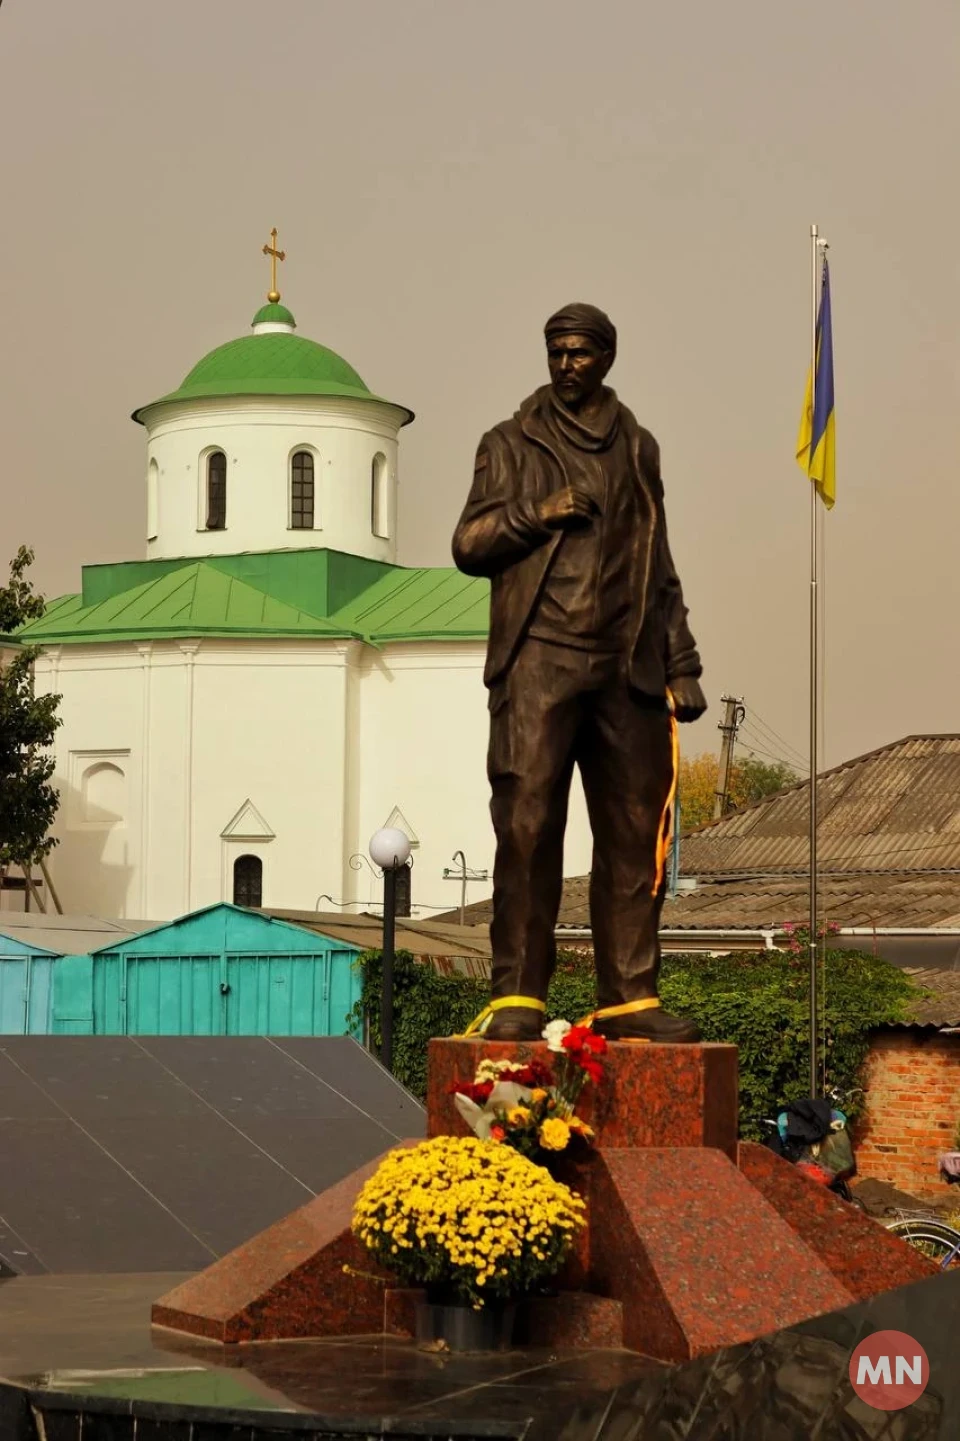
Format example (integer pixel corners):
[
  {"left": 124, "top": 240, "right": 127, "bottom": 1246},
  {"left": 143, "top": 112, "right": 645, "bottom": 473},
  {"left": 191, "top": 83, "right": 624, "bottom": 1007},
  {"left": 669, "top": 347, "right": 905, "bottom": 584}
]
[
  {"left": 539, "top": 1118, "right": 571, "bottom": 1151},
  {"left": 350, "top": 1135, "right": 584, "bottom": 1307}
]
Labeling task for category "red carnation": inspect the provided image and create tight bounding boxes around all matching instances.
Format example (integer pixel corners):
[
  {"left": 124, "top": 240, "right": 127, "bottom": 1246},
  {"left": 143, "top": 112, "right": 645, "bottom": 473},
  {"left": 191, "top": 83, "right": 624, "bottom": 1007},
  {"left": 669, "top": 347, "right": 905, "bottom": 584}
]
[
  {"left": 561, "top": 1025, "right": 594, "bottom": 1054},
  {"left": 450, "top": 1079, "right": 494, "bottom": 1104},
  {"left": 560, "top": 1025, "right": 607, "bottom": 1083},
  {"left": 509, "top": 1060, "right": 555, "bottom": 1088}
]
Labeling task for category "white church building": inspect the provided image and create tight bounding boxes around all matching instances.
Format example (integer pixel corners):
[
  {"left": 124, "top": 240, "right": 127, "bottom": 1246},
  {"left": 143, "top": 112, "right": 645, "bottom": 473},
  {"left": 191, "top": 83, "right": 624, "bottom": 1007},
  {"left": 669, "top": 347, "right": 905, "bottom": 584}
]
[{"left": 21, "top": 269, "right": 594, "bottom": 920}]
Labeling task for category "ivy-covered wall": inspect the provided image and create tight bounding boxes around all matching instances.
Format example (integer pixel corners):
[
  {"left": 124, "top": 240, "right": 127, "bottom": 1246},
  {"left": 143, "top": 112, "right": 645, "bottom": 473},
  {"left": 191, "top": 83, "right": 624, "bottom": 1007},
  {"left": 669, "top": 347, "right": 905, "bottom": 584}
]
[{"left": 350, "top": 946, "right": 917, "bottom": 1140}]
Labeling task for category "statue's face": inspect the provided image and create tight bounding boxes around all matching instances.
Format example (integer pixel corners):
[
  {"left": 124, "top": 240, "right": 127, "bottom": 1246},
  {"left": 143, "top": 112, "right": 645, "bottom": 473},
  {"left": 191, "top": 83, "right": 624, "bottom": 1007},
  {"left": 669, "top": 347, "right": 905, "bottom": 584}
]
[{"left": 547, "top": 333, "right": 613, "bottom": 409}]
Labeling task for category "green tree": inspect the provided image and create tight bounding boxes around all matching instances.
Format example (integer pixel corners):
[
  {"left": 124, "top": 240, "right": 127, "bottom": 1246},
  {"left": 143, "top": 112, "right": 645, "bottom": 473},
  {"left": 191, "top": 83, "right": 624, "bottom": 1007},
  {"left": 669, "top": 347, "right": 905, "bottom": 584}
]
[
  {"left": 678, "top": 750, "right": 800, "bottom": 831},
  {"left": 734, "top": 754, "right": 800, "bottom": 808},
  {"left": 0, "top": 547, "right": 62, "bottom": 872}
]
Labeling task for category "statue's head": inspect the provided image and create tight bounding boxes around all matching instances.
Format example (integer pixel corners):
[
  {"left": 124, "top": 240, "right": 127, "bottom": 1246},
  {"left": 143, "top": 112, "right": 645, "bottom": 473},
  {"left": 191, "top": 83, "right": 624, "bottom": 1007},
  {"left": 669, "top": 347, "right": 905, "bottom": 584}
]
[{"left": 545, "top": 303, "right": 616, "bottom": 410}]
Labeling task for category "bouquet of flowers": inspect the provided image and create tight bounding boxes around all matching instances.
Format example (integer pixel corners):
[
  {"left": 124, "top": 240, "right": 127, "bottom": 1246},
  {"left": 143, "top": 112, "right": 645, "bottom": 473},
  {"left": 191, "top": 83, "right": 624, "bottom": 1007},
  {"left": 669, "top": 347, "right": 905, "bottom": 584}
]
[
  {"left": 450, "top": 1020, "right": 607, "bottom": 1161},
  {"left": 351, "top": 1135, "right": 586, "bottom": 1308}
]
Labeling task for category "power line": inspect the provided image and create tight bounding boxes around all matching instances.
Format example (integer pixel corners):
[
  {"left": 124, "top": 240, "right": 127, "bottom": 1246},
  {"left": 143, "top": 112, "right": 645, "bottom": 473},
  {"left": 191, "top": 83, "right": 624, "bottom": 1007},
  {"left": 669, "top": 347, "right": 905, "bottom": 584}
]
[
  {"left": 737, "top": 731, "right": 809, "bottom": 775},
  {"left": 738, "top": 728, "right": 805, "bottom": 767},
  {"left": 740, "top": 708, "right": 808, "bottom": 770},
  {"left": 741, "top": 711, "right": 803, "bottom": 759}
]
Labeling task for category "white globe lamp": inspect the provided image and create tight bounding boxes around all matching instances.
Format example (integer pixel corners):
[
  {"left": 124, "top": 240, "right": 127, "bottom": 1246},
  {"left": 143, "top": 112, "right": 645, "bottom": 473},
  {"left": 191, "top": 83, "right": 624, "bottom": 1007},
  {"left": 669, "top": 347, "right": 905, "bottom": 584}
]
[{"left": 369, "top": 827, "right": 411, "bottom": 871}]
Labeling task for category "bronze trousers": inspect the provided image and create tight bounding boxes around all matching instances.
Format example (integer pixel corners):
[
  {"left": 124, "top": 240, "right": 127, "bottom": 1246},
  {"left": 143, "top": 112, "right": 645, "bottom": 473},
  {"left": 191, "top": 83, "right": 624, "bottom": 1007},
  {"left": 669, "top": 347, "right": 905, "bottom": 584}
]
[{"left": 487, "top": 638, "right": 674, "bottom": 1010}]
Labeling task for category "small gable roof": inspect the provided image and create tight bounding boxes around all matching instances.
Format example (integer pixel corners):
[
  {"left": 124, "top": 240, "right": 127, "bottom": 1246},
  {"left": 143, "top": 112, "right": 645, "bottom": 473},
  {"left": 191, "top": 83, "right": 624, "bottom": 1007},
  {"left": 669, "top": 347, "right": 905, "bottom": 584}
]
[{"left": 87, "top": 903, "right": 361, "bottom": 956}]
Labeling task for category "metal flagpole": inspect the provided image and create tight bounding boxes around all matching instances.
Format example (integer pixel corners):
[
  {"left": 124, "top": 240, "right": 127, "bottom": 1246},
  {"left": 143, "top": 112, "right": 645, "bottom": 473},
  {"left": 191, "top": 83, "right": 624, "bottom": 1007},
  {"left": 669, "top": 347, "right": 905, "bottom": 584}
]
[{"left": 808, "top": 223, "right": 821, "bottom": 1096}]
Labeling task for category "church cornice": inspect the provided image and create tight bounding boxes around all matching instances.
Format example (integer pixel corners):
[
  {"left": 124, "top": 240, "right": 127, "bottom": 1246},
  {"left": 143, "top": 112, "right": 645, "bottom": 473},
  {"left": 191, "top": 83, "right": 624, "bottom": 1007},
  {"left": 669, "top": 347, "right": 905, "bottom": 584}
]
[{"left": 138, "top": 393, "right": 410, "bottom": 438}]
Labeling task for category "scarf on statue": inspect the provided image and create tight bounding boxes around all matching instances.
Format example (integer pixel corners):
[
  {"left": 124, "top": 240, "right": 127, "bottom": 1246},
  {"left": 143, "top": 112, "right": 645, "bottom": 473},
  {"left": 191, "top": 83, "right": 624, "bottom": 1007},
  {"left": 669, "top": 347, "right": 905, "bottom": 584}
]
[{"left": 517, "top": 384, "right": 622, "bottom": 456}]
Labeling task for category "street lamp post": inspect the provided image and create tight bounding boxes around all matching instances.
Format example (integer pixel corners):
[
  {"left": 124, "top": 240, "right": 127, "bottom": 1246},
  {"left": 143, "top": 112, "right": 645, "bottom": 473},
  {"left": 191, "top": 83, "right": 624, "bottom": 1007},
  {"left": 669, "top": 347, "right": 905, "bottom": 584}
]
[{"left": 369, "top": 827, "right": 412, "bottom": 1073}]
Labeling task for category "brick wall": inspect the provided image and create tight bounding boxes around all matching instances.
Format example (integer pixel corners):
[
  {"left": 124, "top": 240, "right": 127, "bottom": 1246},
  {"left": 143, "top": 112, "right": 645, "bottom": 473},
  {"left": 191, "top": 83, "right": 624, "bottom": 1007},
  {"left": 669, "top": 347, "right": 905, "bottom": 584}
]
[{"left": 856, "top": 1030, "right": 960, "bottom": 1195}]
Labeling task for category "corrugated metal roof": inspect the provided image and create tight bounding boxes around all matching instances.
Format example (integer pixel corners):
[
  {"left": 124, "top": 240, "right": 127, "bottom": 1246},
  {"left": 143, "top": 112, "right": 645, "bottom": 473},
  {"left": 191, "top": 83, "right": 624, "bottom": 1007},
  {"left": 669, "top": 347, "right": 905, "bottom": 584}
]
[
  {"left": 265, "top": 909, "right": 494, "bottom": 961},
  {"left": 0, "top": 913, "right": 154, "bottom": 956},
  {"left": 681, "top": 735, "right": 960, "bottom": 876},
  {"left": 899, "top": 968, "right": 960, "bottom": 1028},
  {"left": 659, "top": 876, "right": 960, "bottom": 930},
  {"left": 443, "top": 873, "right": 960, "bottom": 933}
]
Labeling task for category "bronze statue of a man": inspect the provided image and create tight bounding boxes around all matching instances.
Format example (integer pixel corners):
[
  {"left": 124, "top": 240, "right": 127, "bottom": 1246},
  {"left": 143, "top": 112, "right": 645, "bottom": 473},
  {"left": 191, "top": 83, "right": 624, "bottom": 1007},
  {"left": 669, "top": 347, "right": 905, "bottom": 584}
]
[{"left": 453, "top": 303, "right": 706, "bottom": 1043}]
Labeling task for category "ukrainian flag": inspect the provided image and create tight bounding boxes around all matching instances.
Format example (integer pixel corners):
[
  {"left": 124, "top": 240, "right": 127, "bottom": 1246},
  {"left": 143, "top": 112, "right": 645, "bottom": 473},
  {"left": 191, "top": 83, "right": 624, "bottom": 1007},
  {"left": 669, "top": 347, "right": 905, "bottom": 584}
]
[{"left": 796, "top": 256, "right": 836, "bottom": 508}]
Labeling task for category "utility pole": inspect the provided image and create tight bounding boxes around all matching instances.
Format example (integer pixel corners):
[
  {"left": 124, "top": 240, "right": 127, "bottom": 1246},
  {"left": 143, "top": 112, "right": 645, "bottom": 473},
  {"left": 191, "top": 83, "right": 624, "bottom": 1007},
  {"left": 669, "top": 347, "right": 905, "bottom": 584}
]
[
  {"left": 442, "top": 851, "right": 489, "bottom": 925},
  {"left": 713, "top": 695, "right": 746, "bottom": 820}
]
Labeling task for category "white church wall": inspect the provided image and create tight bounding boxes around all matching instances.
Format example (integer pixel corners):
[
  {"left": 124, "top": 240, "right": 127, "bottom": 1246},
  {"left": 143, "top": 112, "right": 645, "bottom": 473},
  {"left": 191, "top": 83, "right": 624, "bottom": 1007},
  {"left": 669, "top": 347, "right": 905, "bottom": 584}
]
[
  {"left": 141, "top": 396, "right": 406, "bottom": 564},
  {"left": 350, "top": 642, "right": 594, "bottom": 917},
  {"left": 184, "top": 642, "right": 351, "bottom": 913},
  {"left": 34, "top": 647, "right": 145, "bottom": 917},
  {"left": 34, "top": 635, "right": 595, "bottom": 925},
  {"left": 143, "top": 648, "right": 194, "bottom": 917}
]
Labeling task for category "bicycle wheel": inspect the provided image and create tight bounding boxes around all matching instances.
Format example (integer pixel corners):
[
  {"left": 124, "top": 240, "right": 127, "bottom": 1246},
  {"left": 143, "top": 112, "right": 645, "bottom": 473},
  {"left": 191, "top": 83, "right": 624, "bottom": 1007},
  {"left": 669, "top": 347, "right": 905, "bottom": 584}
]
[{"left": 885, "top": 1219, "right": 960, "bottom": 1268}]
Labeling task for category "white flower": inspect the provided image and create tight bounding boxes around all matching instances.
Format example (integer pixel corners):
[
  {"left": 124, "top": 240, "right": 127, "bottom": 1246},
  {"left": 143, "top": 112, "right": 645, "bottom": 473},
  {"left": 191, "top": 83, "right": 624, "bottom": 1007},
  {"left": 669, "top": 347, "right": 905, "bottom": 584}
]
[{"left": 542, "top": 1018, "right": 572, "bottom": 1053}]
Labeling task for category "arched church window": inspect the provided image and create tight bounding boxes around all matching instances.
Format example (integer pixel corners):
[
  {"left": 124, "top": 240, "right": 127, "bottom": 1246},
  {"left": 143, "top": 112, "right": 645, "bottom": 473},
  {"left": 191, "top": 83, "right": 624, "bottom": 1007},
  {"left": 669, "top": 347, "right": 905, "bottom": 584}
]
[
  {"left": 290, "top": 451, "right": 315, "bottom": 529},
  {"left": 371, "top": 452, "right": 389, "bottom": 539},
  {"left": 233, "top": 854, "right": 263, "bottom": 908},
  {"left": 206, "top": 451, "right": 227, "bottom": 530}
]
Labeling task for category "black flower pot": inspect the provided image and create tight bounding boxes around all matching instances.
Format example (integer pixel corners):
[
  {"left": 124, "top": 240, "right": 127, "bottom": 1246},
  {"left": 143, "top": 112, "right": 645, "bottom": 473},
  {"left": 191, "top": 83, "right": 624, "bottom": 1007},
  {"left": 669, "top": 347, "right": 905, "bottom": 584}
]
[{"left": 415, "top": 1295, "right": 516, "bottom": 1352}]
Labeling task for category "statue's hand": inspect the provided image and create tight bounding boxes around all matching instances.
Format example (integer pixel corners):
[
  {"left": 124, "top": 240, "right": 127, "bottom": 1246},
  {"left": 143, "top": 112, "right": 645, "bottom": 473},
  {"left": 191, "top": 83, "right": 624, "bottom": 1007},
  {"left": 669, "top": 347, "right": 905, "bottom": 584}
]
[
  {"left": 537, "top": 487, "right": 598, "bottom": 529},
  {"left": 670, "top": 677, "right": 707, "bottom": 723}
]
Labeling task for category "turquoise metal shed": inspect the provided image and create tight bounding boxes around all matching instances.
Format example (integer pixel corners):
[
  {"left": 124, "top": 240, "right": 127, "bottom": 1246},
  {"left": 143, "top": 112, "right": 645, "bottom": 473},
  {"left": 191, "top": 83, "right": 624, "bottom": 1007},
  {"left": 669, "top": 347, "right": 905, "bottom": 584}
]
[
  {"left": 0, "top": 931, "right": 56, "bottom": 1034},
  {"left": 52, "top": 904, "right": 363, "bottom": 1037}
]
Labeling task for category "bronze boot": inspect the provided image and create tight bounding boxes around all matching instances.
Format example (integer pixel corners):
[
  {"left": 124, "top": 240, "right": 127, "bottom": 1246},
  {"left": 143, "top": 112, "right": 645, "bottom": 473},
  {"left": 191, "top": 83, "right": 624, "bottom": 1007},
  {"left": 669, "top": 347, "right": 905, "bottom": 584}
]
[
  {"left": 483, "top": 1006, "right": 545, "bottom": 1042},
  {"left": 593, "top": 1001, "right": 701, "bottom": 1044}
]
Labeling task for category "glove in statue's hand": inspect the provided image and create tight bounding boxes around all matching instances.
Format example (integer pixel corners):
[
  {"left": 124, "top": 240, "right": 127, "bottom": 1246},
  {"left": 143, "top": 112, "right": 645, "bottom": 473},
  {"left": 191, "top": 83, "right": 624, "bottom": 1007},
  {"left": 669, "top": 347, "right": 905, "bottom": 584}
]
[{"left": 670, "top": 677, "right": 707, "bottom": 724}]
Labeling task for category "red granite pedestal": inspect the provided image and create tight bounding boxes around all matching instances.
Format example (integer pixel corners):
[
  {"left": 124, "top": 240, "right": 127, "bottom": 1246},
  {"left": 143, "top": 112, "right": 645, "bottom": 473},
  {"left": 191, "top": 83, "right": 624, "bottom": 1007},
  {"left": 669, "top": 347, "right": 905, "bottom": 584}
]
[{"left": 153, "top": 1038, "right": 934, "bottom": 1362}]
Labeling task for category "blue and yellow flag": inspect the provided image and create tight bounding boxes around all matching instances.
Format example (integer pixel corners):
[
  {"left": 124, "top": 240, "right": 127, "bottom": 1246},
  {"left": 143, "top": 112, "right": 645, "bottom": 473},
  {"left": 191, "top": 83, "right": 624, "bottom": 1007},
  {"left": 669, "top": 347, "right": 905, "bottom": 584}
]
[{"left": 796, "top": 256, "right": 835, "bottom": 508}]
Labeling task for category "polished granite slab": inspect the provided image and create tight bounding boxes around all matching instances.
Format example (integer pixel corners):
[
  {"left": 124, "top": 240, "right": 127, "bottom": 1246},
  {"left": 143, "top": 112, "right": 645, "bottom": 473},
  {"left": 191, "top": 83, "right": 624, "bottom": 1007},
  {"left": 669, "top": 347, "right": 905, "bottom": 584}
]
[
  {"left": 2, "top": 1268, "right": 960, "bottom": 1437},
  {"left": 0, "top": 1036, "right": 425, "bottom": 1275}
]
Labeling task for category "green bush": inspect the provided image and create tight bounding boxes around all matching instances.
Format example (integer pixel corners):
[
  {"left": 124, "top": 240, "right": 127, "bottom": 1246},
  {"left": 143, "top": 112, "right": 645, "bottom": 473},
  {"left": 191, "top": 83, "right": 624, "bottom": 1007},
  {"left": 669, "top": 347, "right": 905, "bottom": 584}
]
[{"left": 350, "top": 945, "right": 917, "bottom": 1139}]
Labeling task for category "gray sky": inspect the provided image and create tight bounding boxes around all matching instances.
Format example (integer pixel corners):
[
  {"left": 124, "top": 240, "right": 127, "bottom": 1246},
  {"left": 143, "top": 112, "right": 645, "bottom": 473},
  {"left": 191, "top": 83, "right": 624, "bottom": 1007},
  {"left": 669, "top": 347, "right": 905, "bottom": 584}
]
[{"left": 1, "top": 0, "right": 957, "bottom": 769}]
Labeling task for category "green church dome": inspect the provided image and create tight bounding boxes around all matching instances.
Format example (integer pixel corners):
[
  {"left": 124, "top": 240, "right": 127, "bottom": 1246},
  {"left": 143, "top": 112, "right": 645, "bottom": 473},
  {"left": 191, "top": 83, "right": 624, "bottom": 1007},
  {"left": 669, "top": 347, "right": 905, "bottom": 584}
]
[
  {"left": 251, "top": 301, "right": 297, "bottom": 328},
  {"left": 133, "top": 302, "right": 411, "bottom": 424}
]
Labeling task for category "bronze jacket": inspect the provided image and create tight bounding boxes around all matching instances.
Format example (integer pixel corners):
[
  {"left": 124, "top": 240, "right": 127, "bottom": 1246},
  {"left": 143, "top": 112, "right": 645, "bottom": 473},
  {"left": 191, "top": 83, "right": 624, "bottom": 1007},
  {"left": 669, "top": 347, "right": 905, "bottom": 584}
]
[{"left": 452, "top": 390, "right": 702, "bottom": 693}]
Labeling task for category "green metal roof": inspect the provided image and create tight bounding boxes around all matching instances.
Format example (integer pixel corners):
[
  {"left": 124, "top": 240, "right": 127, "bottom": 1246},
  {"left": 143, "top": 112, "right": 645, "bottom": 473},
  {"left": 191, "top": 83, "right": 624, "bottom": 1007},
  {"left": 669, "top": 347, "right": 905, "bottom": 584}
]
[
  {"left": 18, "top": 564, "right": 350, "bottom": 644},
  {"left": 131, "top": 292, "right": 414, "bottom": 422},
  {"left": 251, "top": 301, "right": 296, "bottom": 327},
  {"left": 18, "top": 549, "right": 490, "bottom": 647},
  {"left": 133, "top": 332, "right": 389, "bottom": 423},
  {"left": 333, "top": 566, "right": 490, "bottom": 641},
  {"left": 73, "top": 549, "right": 393, "bottom": 616}
]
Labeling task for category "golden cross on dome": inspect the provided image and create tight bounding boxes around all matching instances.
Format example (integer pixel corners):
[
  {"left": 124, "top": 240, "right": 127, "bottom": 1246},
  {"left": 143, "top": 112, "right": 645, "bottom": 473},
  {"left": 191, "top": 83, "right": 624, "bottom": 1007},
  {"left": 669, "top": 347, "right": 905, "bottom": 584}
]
[{"left": 262, "top": 227, "right": 286, "bottom": 303}]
